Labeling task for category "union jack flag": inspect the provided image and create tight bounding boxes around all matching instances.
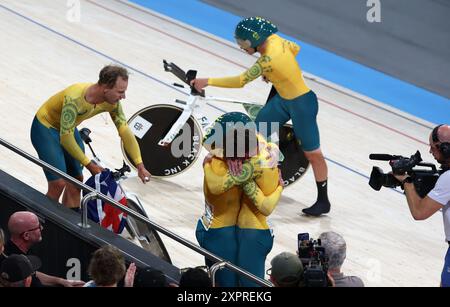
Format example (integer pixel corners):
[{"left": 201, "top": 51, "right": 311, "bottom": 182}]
[{"left": 84, "top": 170, "right": 128, "bottom": 234}]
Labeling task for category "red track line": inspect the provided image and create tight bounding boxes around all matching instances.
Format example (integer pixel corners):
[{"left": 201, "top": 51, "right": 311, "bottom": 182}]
[
  {"left": 87, "top": 0, "right": 429, "bottom": 146},
  {"left": 112, "top": 0, "right": 244, "bottom": 56}
]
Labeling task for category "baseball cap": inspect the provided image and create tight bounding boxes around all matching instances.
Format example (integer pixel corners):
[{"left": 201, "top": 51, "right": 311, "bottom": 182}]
[
  {"left": 0, "top": 254, "right": 41, "bottom": 283},
  {"left": 268, "top": 252, "right": 303, "bottom": 287}
]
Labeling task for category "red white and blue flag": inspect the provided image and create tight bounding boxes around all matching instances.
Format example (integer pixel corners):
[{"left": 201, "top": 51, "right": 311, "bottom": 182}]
[{"left": 84, "top": 170, "right": 128, "bottom": 234}]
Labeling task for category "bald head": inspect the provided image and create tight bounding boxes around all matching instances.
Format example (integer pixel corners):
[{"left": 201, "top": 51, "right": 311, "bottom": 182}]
[
  {"left": 8, "top": 211, "right": 40, "bottom": 236},
  {"left": 436, "top": 124, "right": 450, "bottom": 143}
]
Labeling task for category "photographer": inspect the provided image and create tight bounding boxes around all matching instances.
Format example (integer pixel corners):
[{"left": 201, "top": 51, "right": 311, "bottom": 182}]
[
  {"left": 319, "top": 231, "right": 364, "bottom": 287},
  {"left": 393, "top": 124, "right": 450, "bottom": 287}
]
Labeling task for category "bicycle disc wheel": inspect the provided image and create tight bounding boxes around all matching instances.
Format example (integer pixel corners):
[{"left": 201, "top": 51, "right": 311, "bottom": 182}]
[
  {"left": 278, "top": 124, "right": 310, "bottom": 187},
  {"left": 122, "top": 104, "right": 203, "bottom": 178},
  {"left": 126, "top": 198, "right": 172, "bottom": 263}
]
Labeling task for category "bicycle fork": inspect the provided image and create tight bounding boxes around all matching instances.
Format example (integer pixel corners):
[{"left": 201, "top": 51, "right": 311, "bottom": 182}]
[{"left": 158, "top": 95, "right": 198, "bottom": 146}]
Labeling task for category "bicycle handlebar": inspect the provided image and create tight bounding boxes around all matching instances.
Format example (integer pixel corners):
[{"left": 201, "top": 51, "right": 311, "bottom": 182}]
[
  {"left": 112, "top": 161, "right": 131, "bottom": 181},
  {"left": 80, "top": 127, "right": 92, "bottom": 144},
  {"left": 79, "top": 127, "right": 131, "bottom": 180},
  {"left": 163, "top": 60, "right": 205, "bottom": 97}
]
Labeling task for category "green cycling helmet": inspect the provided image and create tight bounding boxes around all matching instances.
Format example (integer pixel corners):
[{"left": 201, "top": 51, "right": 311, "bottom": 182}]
[
  {"left": 235, "top": 16, "right": 278, "bottom": 49},
  {"left": 203, "top": 112, "right": 257, "bottom": 158}
]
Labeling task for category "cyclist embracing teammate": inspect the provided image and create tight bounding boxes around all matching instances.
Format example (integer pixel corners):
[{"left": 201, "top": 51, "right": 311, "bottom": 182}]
[{"left": 196, "top": 111, "right": 283, "bottom": 286}]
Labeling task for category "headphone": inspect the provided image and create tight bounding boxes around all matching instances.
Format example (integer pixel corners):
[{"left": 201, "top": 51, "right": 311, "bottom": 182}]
[{"left": 432, "top": 124, "right": 450, "bottom": 159}]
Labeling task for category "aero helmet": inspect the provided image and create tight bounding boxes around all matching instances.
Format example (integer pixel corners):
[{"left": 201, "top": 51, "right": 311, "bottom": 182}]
[
  {"left": 203, "top": 112, "right": 257, "bottom": 158},
  {"left": 235, "top": 17, "right": 278, "bottom": 49}
]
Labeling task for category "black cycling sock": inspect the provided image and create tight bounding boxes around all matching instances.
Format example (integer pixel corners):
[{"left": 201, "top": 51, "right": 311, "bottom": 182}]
[
  {"left": 302, "top": 180, "right": 331, "bottom": 216},
  {"left": 316, "top": 180, "right": 329, "bottom": 203}
]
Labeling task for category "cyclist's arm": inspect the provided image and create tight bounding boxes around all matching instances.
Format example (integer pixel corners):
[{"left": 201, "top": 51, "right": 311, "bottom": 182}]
[
  {"left": 204, "top": 158, "right": 262, "bottom": 194},
  {"left": 242, "top": 181, "right": 283, "bottom": 216},
  {"left": 110, "top": 103, "right": 143, "bottom": 166},
  {"left": 60, "top": 96, "right": 91, "bottom": 166},
  {"left": 208, "top": 60, "right": 265, "bottom": 88},
  {"left": 204, "top": 160, "right": 236, "bottom": 194}
]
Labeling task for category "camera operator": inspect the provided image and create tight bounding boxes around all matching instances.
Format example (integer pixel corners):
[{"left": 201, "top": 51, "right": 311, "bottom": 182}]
[
  {"left": 319, "top": 231, "right": 364, "bottom": 287},
  {"left": 393, "top": 124, "right": 450, "bottom": 287},
  {"left": 267, "top": 252, "right": 304, "bottom": 287}
]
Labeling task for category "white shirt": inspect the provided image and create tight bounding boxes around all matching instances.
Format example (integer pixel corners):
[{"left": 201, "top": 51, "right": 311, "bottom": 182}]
[{"left": 428, "top": 170, "right": 450, "bottom": 241}]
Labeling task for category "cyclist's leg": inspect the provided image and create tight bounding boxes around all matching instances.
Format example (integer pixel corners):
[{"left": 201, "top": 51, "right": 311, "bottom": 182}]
[
  {"left": 61, "top": 175, "right": 83, "bottom": 209},
  {"left": 287, "top": 92, "right": 327, "bottom": 180},
  {"left": 63, "top": 128, "right": 85, "bottom": 209},
  {"left": 236, "top": 227, "right": 273, "bottom": 287},
  {"left": 30, "top": 117, "right": 67, "bottom": 201},
  {"left": 304, "top": 149, "right": 327, "bottom": 181},
  {"left": 287, "top": 91, "right": 330, "bottom": 216},
  {"left": 254, "top": 94, "right": 290, "bottom": 142},
  {"left": 196, "top": 221, "right": 238, "bottom": 287}
]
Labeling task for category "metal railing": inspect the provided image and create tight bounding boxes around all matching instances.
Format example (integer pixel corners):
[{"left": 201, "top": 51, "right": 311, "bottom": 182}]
[{"left": 0, "top": 137, "right": 272, "bottom": 287}]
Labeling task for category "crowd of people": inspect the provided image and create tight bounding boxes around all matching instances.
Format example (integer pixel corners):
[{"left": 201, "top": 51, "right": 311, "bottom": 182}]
[
  {"left": 0, "top": 210, "right": 364, "bottom": 288},
  {"left": 0, "top": 220, "right": 211, "bottom": 288}
]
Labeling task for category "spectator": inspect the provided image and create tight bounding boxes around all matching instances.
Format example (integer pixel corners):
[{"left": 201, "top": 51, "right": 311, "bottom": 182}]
[
  {"left": 2, "top": 211, "right": 84, "bottom": 287},
  {"left": 84, "top": 245, "right": 136, "bottom": 287},
  {"left": 268, "top": 252, "right": 303, "bottom": 287},
  {"left": 134, "top": 267, "right": 168, "bottom": 287},
  {"left": 179, "top": 267, "right": 212, "bottom": 288},
  {"left": 0, "top": 254, "right": 41, "bottom": 287},
  {"left": 319, "top": 231, "right": 364, "bottom": 287}
]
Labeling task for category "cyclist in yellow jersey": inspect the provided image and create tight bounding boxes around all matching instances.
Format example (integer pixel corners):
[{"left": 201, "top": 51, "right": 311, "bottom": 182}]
[
  {"left": 192, "top": 17, "right": 330, "bottom": 217},
  {"left": 31, "top": 65, "right": 151, "bottom": 209},
  {"left": 237, "top": 142, "right": 282, "bottom": 287},
  {"left": 197, "top": 112, "right": 282, "bottom": 286}
]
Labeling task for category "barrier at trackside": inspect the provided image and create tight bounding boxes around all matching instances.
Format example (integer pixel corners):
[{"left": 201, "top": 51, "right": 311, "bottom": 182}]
[{"left": 0, "top": 169, "right": 181, "bottom": 284}]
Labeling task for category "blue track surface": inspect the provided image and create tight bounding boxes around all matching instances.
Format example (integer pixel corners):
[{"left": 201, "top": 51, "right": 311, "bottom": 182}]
[{"left": 131, "top": 0, "right": 450, "bottom": 125}]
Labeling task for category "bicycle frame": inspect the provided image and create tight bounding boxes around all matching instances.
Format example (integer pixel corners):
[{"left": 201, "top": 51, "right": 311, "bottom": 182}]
[
  {"left": 158, "top": 60, "right": 265, "bottom": 145},
  {"left": 158, "top": 88, "right": 263, "bottom": 147},
  {"left": 125, "top": 60, "right": 309, "bottom": 186}
]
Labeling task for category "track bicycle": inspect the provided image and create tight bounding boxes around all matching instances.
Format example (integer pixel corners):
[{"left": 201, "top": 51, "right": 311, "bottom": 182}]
[{"left": 122, "top": 60, "right": 309, "bottom": 187}]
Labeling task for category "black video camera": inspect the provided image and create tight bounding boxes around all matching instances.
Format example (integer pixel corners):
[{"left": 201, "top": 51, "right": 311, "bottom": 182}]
[
  {"left": 297, "top": 233, "right": 329, "bottom": 287},
  {"left": 368, "top": 151, "right": 439, "bottom": 197}
]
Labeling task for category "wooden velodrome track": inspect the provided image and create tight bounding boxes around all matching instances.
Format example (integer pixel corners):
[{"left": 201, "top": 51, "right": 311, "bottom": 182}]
[{"left": 0, "top": 0, "right": 446, "bottom": 286}]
